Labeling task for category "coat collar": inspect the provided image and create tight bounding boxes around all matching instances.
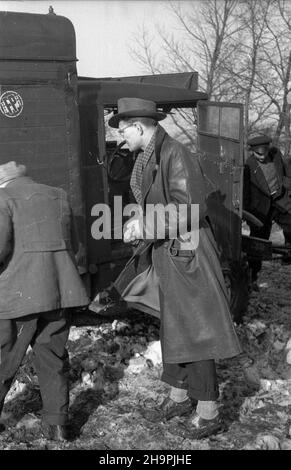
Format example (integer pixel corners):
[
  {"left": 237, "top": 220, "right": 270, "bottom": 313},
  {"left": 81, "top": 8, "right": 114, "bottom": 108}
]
[
  {"left": 4, "top": 176, "right": 35, "bottom": 188},
  {"left": 247, "top": 154, "right": 282, "bottom": 195},
  {"left": 247, "top": 155, "right": 269, "bottom": 193},
  {"left": 141, "top": 125, "right": 167, "bottom": 207}
]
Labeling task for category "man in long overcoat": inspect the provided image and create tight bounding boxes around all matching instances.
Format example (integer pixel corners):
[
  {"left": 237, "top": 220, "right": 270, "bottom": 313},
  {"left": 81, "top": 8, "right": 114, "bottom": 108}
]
[
  {"left": 90, "top": 97, "right": 242, "bottom": 439},
  {"left": 243, "top": 135, "right": 291, "bottom": 284},
  {"left": 0, "top": 161, "right": 89, "bottom": 441}
]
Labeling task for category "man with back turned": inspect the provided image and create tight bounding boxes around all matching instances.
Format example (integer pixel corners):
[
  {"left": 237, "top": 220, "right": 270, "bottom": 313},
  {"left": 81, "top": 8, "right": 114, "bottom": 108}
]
[{"left": 0, "top": 161, "right": 89, "bottom": 441}]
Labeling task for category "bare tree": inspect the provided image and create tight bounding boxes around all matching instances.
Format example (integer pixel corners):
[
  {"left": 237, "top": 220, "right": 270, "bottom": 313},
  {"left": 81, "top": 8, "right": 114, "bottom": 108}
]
[
  {"left": 253, "top": 0, "right": 291, "bottom": 155},
  {"left": 130, "top": 0, "right": 241, "bottom": 100},
  {"left": 129, "top": 0, "right": 291, "bottom": 154},
  {"left": 129, "top": 0, "right": 242, "bottom": 148},
  {"left": 221, "top": 0, "right": 273, "bottom": 141}
]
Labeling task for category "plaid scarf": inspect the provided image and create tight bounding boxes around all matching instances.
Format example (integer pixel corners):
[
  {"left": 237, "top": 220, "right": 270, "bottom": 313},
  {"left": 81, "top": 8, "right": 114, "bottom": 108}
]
[{"left": 130, "top": 129, "right": 156, "bottom": 204}]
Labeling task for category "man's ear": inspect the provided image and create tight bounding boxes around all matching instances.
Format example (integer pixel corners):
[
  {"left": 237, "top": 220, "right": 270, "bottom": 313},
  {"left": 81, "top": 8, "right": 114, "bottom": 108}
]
[{"left": 135, "top": 122, "right": 143, "bottom": 135}]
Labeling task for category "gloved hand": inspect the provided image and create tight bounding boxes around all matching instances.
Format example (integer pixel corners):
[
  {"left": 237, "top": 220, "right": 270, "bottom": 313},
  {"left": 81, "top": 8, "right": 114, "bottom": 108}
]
[{"left": 123, "top": 218, "right": 142, "bottom": 243}]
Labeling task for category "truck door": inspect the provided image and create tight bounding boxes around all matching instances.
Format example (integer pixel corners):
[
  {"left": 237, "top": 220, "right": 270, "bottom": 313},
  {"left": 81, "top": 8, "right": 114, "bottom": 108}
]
[
  {"left": 79, "top": 102, "right": 134, "bottom": 295},
  {"left": 197, "top": 101, "right": 244, "bottom": 265},
  {"left": 79, "top": 103, "right": 112, "bottom": 286}
]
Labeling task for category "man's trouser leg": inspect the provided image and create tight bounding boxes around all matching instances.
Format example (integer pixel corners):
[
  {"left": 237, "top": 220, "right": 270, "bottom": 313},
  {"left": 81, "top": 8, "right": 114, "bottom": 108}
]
[
  {"left": 0, "top": 315, "right": 39, "bottom": 414},
  {"left": 274, "top": 209, "right": 291, "bottom": 245},
  {"left": 249, "top": 219, "right": 273, "bottom": 281},
  {"left": 162, "top": 360, "right": 219, "bottom": 401},
  {"left": 31, "top": 309, "right": 71, "bottom": 425}
]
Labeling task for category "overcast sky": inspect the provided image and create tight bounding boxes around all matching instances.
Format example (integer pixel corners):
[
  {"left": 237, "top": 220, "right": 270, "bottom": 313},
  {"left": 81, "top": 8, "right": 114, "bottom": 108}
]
[{"left": 0, "top": 0, "right": 178, "bottom": 77}]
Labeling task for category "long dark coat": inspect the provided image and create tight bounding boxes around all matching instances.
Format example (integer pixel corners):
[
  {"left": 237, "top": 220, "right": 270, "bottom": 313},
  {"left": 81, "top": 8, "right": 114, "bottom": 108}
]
[
  {"left": 113, "top": 126, "right": 242, "bottom": 364},
  {"left": 0, "top": 176, "right": 89, "bottom": 319},
  {"left": 243, "top": 148, "right": 291, "bottom": 222}
]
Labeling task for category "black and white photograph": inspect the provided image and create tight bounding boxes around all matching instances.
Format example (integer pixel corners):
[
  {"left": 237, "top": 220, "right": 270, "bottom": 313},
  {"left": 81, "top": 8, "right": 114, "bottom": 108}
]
[{"left": 0, "top": 0, "right": 290, "bottom": 454}]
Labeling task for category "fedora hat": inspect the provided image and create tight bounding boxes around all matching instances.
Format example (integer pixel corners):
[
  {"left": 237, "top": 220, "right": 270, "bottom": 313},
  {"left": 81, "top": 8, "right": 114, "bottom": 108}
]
[{"left": 108, "top": 97, "right": 167, "bottom": 128}]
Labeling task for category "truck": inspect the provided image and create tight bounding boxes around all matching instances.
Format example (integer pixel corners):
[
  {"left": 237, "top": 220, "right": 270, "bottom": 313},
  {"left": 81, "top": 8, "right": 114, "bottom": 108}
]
[{"left": 0, "top": 10, "right": 289, "bottom": 323}]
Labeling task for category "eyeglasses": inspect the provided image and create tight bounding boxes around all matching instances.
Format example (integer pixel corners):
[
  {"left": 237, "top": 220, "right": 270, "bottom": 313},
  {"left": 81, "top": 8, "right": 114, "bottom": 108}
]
[{"left": 118, "top": 123, "right": 135, "bottom": 136}]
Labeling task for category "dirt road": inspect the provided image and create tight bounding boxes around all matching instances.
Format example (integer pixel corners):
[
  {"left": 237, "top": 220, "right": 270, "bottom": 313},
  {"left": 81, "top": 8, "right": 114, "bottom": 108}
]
[{"left": 0, "top": 259, "right": 290, "bottom": 450}]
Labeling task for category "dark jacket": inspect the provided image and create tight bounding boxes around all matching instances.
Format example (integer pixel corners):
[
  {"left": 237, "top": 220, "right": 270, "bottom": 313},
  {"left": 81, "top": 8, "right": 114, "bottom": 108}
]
[
  {"left": 114, "top": 126, "right": 242, "bottom": 364},
  {"left": 0, "top": 177, "right": 89, "bottom": 319},
  {"left": 243, "top": 147, "right": 291, "bottom": 222}
]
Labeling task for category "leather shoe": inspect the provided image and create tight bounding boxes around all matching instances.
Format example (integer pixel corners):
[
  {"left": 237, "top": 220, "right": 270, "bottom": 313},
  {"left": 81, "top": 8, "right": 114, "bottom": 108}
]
[
  {"left": 176, "top": 412, "right": 226, "bottom": 440},
  {"left": 140, "top": 396, "right": 194, "bottom": 422},
  {"left": 237, "top": 355, "right": 261, "bottom": 390},
  {"left": 251, "top": 281, "right": 260, "bottom": 292},
  {"left": 41, "top": 423, "right": 71, "bottom": 441},
  {"left": 243, "top": 363, "right": 261, "bottom": 390},
  {"left": 282, "top": 255, "right": 291, "bottom": 265}
]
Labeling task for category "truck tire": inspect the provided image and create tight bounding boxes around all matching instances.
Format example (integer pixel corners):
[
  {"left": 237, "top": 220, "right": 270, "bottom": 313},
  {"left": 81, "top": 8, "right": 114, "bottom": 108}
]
[{"left": 223, "top": 259, "right": 250, "bottom": 324}]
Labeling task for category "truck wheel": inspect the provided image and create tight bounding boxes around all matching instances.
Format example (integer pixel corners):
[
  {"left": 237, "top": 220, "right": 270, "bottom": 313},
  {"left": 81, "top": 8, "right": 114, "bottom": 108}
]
[{"left": 223, "top": 260, "right": 250, "bottom": 324}]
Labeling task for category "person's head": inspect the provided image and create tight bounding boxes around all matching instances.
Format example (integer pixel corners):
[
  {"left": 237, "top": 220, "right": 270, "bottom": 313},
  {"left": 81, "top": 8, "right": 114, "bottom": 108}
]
[
  {"left": 117, "top": 117, "right": 158, "bottom": 152},
  {"left": 0, "top": 161, "right": 26, "bottom": 185},
  {"left": 247, "top": 135, "right": 272, "bottom": 163},
  {"left": 108, "top": 97, "right": 166, "bottom": 151}
]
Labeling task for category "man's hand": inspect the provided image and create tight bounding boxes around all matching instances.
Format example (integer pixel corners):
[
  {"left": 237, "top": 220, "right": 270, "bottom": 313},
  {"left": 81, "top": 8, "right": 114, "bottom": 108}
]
[{"left": 123, "top": 219, "right": 142, "bottom": 243}]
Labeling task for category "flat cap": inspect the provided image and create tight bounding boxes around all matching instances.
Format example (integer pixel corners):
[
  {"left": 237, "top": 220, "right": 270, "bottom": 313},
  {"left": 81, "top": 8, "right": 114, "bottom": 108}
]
[{"left": 247, "top": 135, "right": 272, "bottom": 147}]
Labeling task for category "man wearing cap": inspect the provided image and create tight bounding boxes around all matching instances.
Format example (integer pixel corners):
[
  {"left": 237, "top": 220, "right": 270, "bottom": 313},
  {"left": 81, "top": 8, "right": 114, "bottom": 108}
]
[
  {"left": 244, "top": 135, "right": 291, "bottom": 285},
  {"left": 0, "top": 161, "right": 89, "bottom": 440},
  {"left": 90, "top": 97, "right": 242, "bottom": 439}
]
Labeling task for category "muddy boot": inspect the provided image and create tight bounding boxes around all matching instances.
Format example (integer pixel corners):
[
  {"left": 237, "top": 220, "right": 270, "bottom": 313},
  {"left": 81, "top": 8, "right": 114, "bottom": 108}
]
[
  {"left": 238, "top": 354, "right": 261, "bottom": 390},
  {"left": 250, "top": 268, "right": 260, "bottom": 292},
  {"left": 281, "top": 252, "right": 291, "bottom": 265},
  {"left": 41, "top": 423, "right": 71, "bottom": 441},
  {"left": 175, "top": 411, "right": 227, "bottom": 440},
  {"left": 243, "top": 364, "right": 261, "bottom": 389},
  {"left": 251, "top": 281, "right": 260, "bottom": 292},
  {"left": 140, "top": 396, "right": 195, "bottom": 422}
]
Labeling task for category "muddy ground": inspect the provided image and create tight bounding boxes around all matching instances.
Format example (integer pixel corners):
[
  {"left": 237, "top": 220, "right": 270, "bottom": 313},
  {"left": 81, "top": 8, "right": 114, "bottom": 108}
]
[{"left": 0, "top": 231, "right": 290, "bottom": 451}]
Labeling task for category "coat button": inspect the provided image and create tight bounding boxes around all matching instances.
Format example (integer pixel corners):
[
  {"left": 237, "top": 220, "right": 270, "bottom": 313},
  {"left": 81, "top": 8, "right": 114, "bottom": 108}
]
[{"left": 171, "top": 248, "right": 178, "bottom": 256}]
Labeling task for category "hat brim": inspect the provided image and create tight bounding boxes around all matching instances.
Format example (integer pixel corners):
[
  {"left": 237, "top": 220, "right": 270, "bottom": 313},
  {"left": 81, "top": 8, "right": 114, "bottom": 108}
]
[
  {"left": 108, "top": 110, "right": 167, "bottom": 128},
  {"left": 247, "top": 137, "right": 272, "bottom": 147}
]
